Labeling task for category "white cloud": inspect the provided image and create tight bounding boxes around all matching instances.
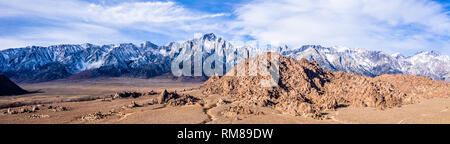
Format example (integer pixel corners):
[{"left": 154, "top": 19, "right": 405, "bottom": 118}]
[
  {"left": 86, "top": 1, "right": 226, "bottom": 24},
  {"left": 0, "top": 23, "right": 132, "bottom": 48},
  {"left": 232, "top": 0, "right": 450, "bottom": 55},
  {"left": 0, "top": 0, "right": 448, "bottom": 56},
  {"left": 0, "top": 38, "right": 32, "bottom": 49},
  {"left": 0, "top": 0, "right": 228, "bottom": 49},
  {"left": 0, "top": 0, "right": 88, "bottom": 20}
]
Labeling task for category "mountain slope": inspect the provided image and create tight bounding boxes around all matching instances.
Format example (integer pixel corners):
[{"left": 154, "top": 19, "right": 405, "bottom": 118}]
[
  {"left": 0, "top": 33, "right": 448, "bottom": 82},
  {"left": 0, "top": 75, "right": 28, "bottom": 96},
  {"left": 397, "top": 51, "right": 450, "bottom": 82},
  {"left": 0, "top": 42, "right": 170, "bottom": 82},
  {"left": 281, "top": 45, "right": 449, "bottom": 82}
]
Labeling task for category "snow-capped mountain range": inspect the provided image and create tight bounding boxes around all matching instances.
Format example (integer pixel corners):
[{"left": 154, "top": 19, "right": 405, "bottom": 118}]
[
  {"left": 282, "top": 45, "right": 449, "bottom": 82},
  {"left": 0, "top": 33, "right": 449, "bottom": 82}
]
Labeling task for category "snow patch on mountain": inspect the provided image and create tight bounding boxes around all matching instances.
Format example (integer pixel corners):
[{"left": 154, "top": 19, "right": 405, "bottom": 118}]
[{"left": 0, "top": 33, "right": 448, "bottom": 82}]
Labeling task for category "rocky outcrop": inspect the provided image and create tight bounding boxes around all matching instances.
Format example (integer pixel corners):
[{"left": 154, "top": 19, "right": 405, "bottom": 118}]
[
  {"left": 374, "top": 74, "right": 450, "bottom": 99},
  {"left": 157, "top": 90, "right": 201, "bottom": 106},
  {"left": 202, "top": 53, "right": 447, "bottom": 119}
]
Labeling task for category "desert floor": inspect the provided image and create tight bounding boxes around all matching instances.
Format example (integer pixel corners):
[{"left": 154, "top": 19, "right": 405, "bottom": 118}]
[{"left": 0, "top": 77, "right": 449, "bottom": 124}]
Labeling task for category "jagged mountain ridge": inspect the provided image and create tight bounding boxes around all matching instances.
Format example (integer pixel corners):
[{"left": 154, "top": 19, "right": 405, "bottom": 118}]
[
  {"left": 0, "top": 42, "right": 171, "bottom": 82},
  {"left": 0, "top": 33, "right": 448, "bottom": 82},
  {"left": 282, "top": 45, "right": 449, "bottom": 82}
]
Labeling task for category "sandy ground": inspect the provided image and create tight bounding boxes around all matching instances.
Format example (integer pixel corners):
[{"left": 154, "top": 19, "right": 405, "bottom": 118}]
[
  {"left": 326, "top": 98, "right": 450, "bottom": 124},
  {"left": 0, "top": 77, "right": 200, "bottom": 108},
  {"left": 0, "top": 78, "right": 449, "bottom": 124}
]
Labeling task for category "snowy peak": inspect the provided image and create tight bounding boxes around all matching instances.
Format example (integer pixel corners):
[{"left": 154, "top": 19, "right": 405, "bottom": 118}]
[
  {"left": 408, "top": 50, "right": 449, "bottom": 62},
  {"left": 391, "top": 53, "right": 405, "bottom": 59},
  {"left": 0, "top": 40, "right": 170, "bottom": 82},
  {"left": 414, "top": 50, "right": 441, "bottom": 57},
  {"left": 140, "top": 41, "right": 158, "bottom": 49},
  {"left": 0, "top": 33, "right": 449, "bottom": 82},
  {"left": 282, "top": 45, "right": 448, "bottom": 81},
  {"left": 278, "top": 45, "right": 289, "bottom": 52},
  {"left": 201, "top": 33, "right": 217, "bottom": 41}
]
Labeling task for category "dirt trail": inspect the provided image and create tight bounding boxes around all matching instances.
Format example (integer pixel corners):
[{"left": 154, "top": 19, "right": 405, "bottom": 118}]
[
  {"left": 198, "top": 94, "right": 222, "bottom": 124},
  {"left": 200, "top": 104, "right": 216, "bottom": 124}
]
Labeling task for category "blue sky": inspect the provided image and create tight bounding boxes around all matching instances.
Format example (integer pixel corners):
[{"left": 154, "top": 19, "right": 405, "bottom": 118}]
[{"left": 0, "top": 0, "right": 449, "bottom": 56}]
